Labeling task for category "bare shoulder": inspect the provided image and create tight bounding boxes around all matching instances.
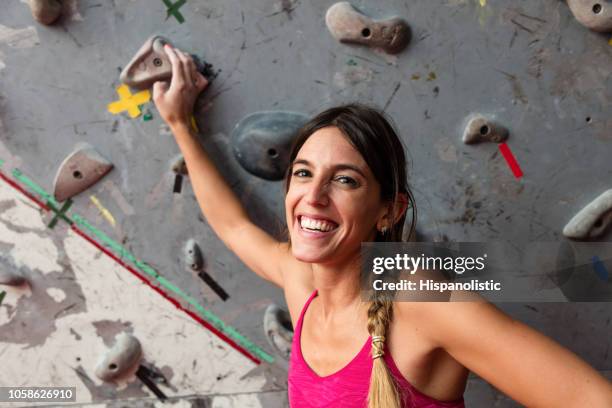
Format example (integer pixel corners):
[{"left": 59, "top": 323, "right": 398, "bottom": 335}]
[
  {"left": 277, "top": 242, "right": 315, "bottom": 328},
  {"left": 393, "top": 290, "right": 500, "bottom": 347}
]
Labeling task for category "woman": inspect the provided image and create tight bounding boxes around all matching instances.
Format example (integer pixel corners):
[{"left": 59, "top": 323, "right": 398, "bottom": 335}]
[{"left": 153, "top": 44, "right": 612, "bottom": 407}]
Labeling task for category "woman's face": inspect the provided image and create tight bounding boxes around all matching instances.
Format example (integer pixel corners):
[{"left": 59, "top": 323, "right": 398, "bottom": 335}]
[{"left": 285, "top": 126, "right": 387, "bottom": 265}]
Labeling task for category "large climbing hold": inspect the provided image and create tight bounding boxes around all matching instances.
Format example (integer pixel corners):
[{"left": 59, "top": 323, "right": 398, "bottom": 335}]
[
  {"left": 325, "top": 2, "right": 411, "bottom": 54},
  {"left": 263, "top": 304, "right": 293, "bottom": 360},
  {"left": 95, "top": 333, "right": 143, "bottom": 382},
  {"left": 232, "top": 111, "right": 309, "bottom": 180},
  {"left": 53, "top": 144, "right": 114, "bottom": 202},
  {"left": 120, "top": 36, "right": 173, "bottom": 90},
  {"left": 563, "top": 189, "right": 612, "bottom": 240},
  {"left": 567, "top": 0, "right": 612, "bottom": 32},
  {"left": 462, "top": 114, "right": 509, "bottom": 144},
  {"left": 120, "top": 36, "right": 216, "bottom": 90},
  {"left": 27, "top": 0, "right": 62, "bottom": 25}
]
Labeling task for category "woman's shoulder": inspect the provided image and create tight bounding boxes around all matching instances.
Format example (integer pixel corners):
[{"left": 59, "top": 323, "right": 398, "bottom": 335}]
[{"left": 392, "top": 290, "right": 497, "bottom": 346}]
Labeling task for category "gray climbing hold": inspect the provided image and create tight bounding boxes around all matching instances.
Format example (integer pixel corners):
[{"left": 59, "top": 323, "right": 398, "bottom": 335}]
[
  {"left": 231, "top": 111, "right": 309, "bottom": 181},
  {"left": 0, "top": 269, "right": 26, "bottom": 286},
  {"left": 325, "top": 2, "right": 411, "bottom": 54},
  {"left": 563, "top": 190, "right": 612, "bottom": 240},
  {"left": 120, "top": 36, "right": 216, "bottom": 90},
  {"left": 567, "top": 0, "right": 612, "bottom": 32},
  {"left": 462, "top": 114, "right": 509, "bottom": 144},
  {"left": 27, "top": 0, "right": 62, "bottom": 25},
  {"left": 264, "top": 304, "right": 293, "bottom": 360},
  {"left": 184, "top": 239, "right": 203, "bottom": 271},
  {"left": 95, "top": 333, "right": 142, "bottom": 382},
  {"left": 53, "top": 144, "right": 113, "bottom": 202}
]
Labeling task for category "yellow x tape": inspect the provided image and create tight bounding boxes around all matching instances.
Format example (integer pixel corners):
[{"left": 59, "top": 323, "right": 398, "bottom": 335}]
[{"left": 107, "top": 84, "right": 151, "bottom": 118}]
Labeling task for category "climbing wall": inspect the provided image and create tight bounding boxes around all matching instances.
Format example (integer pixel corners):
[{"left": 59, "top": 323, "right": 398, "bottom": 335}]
[{"left": 0, "top": 0, "right": 610, "bottom": 407}]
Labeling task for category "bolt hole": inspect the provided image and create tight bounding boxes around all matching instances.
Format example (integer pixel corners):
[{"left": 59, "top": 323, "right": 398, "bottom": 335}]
[
  {"left": 76, "top": 357, "right": 81, "bottom": 361},
  {"left": 267, "top": 148, "right": 279, "bottom": 158},
  {"left": 109, "top": 363, "right": 117, "bottom": 370},
  {"left": 73, "top": 170, "right": 83, "bottom": 179},
  {"left": 153, "top": 58, "right": 163, "bottom": 67},
  {"left": 593, "top": 4, "right": 602, "bottom": 14},
  {"left": 586, "top": 116, "right": 592, "bottom": 123},
  {"left": 479, "top": 125, "right": 490, "bottom": 135},
  {"left": 361, "top": 27, "right": 371, "bottom": 38}
]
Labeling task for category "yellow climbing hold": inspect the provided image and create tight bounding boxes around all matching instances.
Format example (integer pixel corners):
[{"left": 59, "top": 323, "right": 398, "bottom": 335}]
[
  {"left": 608, "top": 36, "right": 612, "bottom": 46},
  {"left": 90, "top": 195, "right": 116, "bottom": 227},
  {"left": 480, "top": 0, "right": 487, "bottom": 6},
  {"left": 107, "top": 84, "right": 151, "bottom": 118}
]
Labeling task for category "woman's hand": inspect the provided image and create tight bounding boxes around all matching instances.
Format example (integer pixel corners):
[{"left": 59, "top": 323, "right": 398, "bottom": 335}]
[{"left": 152, "top": 44, "right": 208, "bottom": 130}]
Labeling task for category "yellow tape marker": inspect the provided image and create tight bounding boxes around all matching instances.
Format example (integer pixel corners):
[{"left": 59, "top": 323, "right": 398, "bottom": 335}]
[
  {"left": 107, "top": 85, "right": 151, "bottom": 118},
  {"left": 608, "top": 36, "right": 612, "bottom": 46},
  {"left": 190, "top": 115, "right": 199, "bottom": 133},
  {"left": 90, "top": 195, "right": 116, "bottom": 227}
]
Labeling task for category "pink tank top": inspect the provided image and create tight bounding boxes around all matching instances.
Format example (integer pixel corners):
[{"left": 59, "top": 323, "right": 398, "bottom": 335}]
[{"left": 288, "top": 290, "right": 466, "bottom": 408}]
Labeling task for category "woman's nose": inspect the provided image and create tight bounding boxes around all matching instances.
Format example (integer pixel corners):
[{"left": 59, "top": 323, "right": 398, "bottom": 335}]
[{"left": 305, "top": 180, "right": 329, "bottom": 206}]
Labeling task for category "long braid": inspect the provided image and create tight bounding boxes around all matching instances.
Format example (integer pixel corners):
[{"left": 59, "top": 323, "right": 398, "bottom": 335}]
[{"left": 366, "top": 297, "right": 403, "bottom": 408}]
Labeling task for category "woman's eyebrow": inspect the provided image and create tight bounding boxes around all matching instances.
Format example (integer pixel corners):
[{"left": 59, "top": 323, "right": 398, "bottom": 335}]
[{"left": 292, "top": 159, "right": 366, "bottom": 178}]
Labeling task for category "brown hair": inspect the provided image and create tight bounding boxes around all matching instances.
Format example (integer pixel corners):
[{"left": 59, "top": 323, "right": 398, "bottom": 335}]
[{"left": 284, "top": 103, "right": 417, "bottom": 407}]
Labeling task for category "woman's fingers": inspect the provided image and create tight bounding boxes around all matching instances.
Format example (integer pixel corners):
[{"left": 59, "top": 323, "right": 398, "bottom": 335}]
[
  {"left": 164, "top": 45, "right": 185, "bottom": 90},
  {"left": 152, "top": 80, "right": 169, "bottom": 101},
  {"left": 177, "top": 51, "right": 193, "bottom": 85},
  {"left": 195, "top": 74, "right": 209, "bottom": 92}
]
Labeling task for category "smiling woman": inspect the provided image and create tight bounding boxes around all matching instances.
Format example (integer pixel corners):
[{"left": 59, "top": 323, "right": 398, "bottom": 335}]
[{"left": 153, "top": 44, "right": 612, "bottom": 408}]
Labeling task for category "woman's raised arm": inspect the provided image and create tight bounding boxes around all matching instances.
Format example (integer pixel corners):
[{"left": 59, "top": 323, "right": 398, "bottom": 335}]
[{"left": 152, "top": 44, "right": 288, "bottom": 289}]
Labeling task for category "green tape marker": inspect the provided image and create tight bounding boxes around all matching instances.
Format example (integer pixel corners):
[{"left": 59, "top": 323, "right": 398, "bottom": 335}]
[
  {"left": 163, "top": 0, "right": 186, "bottom": 23},
  {"left": 8, "top": 167, "right": 273, "bottom": 364},
  {"left": 47, "top": 199, "right": 73, "bottom": 229}
]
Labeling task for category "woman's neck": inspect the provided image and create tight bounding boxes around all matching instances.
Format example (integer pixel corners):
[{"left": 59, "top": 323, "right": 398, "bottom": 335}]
[{"left": 311, "top": 255, "right": 367, "bottom": 322}]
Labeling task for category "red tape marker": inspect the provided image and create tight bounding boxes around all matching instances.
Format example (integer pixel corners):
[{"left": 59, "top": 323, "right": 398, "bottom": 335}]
[{"left": 498, "top": 142, "right": 523, "bottom": 179}]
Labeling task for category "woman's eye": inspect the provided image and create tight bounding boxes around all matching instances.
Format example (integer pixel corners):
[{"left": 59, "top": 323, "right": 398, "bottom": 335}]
[
  {"left": 293, "top": 169, "right": 310, "bottom": 177},
  {"left": 335, "top": 176, "right": 358, "bottom": 186}
]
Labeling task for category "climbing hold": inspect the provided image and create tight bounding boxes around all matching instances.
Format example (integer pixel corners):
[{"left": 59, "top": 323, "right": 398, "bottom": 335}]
[
  {"left": 563, "top": 189, "right": 612, "bottom": 240},
  {"left": 53, "top": 144, "right": 113, "bottom": 202},
  {"left": 27, "top": 0, "right": 62, "bottom": 25},
  {"left": 120, "top": 36, "right": 216, "bottom": 90},
  {"left": 231, "top": 111, "right": 309, "bottom": 180},
  {"left": 184, "top": 239, "right": 203, "bottom": 271},
  {"left": 95, "top": 333, "right": 142, "bottom": 382},
  {"left": 325, "top": 2, "right": 411, "bottom": 54},
  {"left": 462, "top": 114, "right": 509, "bottom": 144},
  {"left": 171, "top": 155, "right": 188, "bottom": 175},
  {"left": 264, "top": 304, "right": 293, "bottom": 360},
  {"left": 120, "top": 36, "right": 172, "bottom": 90},
  {"left": 0, "top": 269, "right": 26, "bottom": 286},
  {"left": 567, "top": 0, "right": 612, "bottom": 32}
]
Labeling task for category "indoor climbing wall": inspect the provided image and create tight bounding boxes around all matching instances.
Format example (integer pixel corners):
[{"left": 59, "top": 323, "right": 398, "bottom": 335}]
[{"left": 0, "top": 0, "right": 611, "bottom": 407}]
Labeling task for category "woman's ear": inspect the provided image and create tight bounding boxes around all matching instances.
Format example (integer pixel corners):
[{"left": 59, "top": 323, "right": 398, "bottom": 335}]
[
  {"left": 377, "top": 193, "right": 409, "bottom": 230},
  {"left": 391, "top": 193, "right": 409, "bottom": 225}
]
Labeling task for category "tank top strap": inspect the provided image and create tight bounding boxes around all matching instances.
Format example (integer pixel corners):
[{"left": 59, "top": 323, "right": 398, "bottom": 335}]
[{"left": 295, "top": 289, "right": 318, "bottom": 335}]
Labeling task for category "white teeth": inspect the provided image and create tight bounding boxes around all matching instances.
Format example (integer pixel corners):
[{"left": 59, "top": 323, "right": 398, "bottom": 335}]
[{"left": 299, "top": 216, "right": 336, "bottom": 232}]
